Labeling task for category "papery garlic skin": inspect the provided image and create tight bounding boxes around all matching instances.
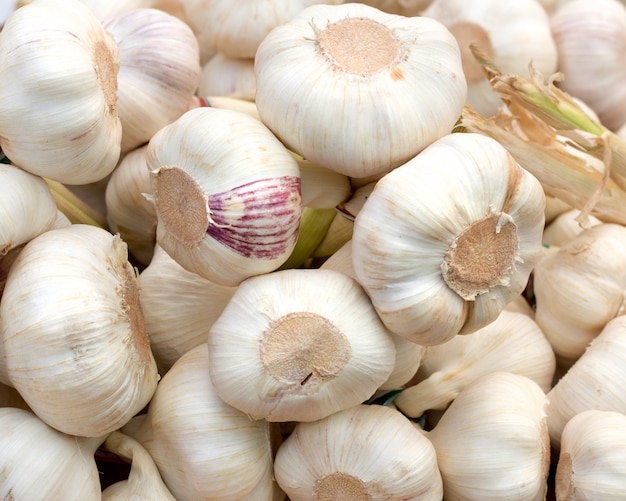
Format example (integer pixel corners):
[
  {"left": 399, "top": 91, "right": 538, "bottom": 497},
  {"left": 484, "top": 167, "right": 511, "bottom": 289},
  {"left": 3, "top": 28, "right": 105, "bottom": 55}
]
[
  {"left": 139, "top": 245, "right": 236, "bottom": 374},
  {"left": 551, "top": 0, "right": 626, "bottom": 131},
  {"left": 394, "top": 309, "right": 556, "bottom": 418},
  {"left": 274, "top": 404, "right": 443, "bottom": 500},
  {"left": 0, "top": 225, "right": 159, "bottom": 437},
  {"left": 122, "top": 343, "right": 280, "bottom": 501},
  {"left": 254, "top": 2, "right": 467, "bottom": 178},
  {"left": 546, "top": 315, "right": 626, "bottom": 450},
  {"left": 102, "top": 431, "right": 178, "bottom": 501},
  {"left": 103, "top": 8, "right": 201, "bottom": 153},
  {"left": 0, "top": 407, "right": 104, "bottom": 500},
  {"left": 0, "top": 0, "right": 122, "bottom": 184},
  {"left": 0, "top": 164, "right": 58, "bottom": 256},
  {"left": 352, "top": 132, "right": 546, "bottom": 346},
  {"left": 105, "top": 144, "right": 157, "bottom": 265},
  {"left": 533, "top": 223, "right": 626, "bottom": 365},
  {"left": 208, "top": 268, "right": 396, "bottom": 422},
  {"left": 183, "top": 0, "right": 342, "bottom": 60},
  {"left": 556, "top": 409, "right": 626, "bottom": 500},
  {"left": 422, "top": 0, "right": 558, "bottom": 117},
  {"left": 147, "top": 107, "right": 302, "bottom": 286},
  {"left": 427, "top": 372, "right": 550, "bottom": 501}
]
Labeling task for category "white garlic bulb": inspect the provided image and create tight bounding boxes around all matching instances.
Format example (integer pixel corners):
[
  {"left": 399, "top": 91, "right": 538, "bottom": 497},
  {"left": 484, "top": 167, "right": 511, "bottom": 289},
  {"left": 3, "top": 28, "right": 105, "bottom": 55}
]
[
  {"left": 199, "top": 52, "right": 256, "bottom": 100},
  {"left": 0, "top": 224, "right": 159, "bottom": 437},
  {"left": 274, "top": 404, "right": 443, "bottom": 500},
  {"left": 254, "top": 2, "right": 467, "bottom": 178},
  {"left": 556, "top": 409, "right": 626, "bottom": 500},
  {"left": 208, "top": 268, "right": 396, "bottom": 422},
  {"left": 103, "top": 8, "right": 201, "bottom": 153},
  {"left": 426, "top": 371, "right": 550, "bottom": 501},
  {"left": 352, "top": 132, "right": 546, "bottom": 346},
  {"left": 542, "top": 208, "right": 602, "bottom": 246},
  {"left": 0, "top": 163, "right": 58, "bottom": 256},
  {"left": 122, "top": 343, "right": 281, "bottom": 501},
  {"left": 421, "top": 0, "right": 558, "bottom": 117},
  {"left": 545, "top": 314, "right": 626, "bottom": 450},
  {"left": 146, "top": 107, "right": 302, "bottom": 286},
  {"left": 105, "top": 144, "right": 157, "bottom": 265},
  {"left": 183, "top": 0, "right": 342, "bottom": 60},
  {"left": 139, "top": 245, "right": 236, "bottom": 374},
  {"left": 394, "top": 309, "right": 556, "bottom": 418},
  {"left": 0, "top": 0, "right": 122, "bottom": 184},
  {"left": 551, "top": 0, "right": 626, "bottom": 131},
  {"left": 101, "top": 431, "right": 178, "bottom": 501},
  {"left": 533, "top": 223, "right": 626, "bottom": 365},
  {"left": 0, "top": 407, "right": 104, "bottom": 500}
]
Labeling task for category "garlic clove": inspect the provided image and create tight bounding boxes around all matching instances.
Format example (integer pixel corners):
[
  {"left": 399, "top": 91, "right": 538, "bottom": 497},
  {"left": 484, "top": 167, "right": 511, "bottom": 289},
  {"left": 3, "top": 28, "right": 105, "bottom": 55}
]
[
  {"left": 146, "top": 106, "right": 302, "bottom": 286},
  {"left": 105, "top": 144, "right": 157, "bottom": 265},
  {"left": 254, "top": 2, "right": 467, "bottom": 178},
  {"left": 0, "top": 407, "right": 104, "bottom": 500},
  {"left": 0, "top": 224, "right": 159, "bottom": 437},
  {"left": 545, "top": 314, "right": 626, "bottom": 450},
  {"left": 394, "top": 309, "right": 556, "bottom": 418},
  {"left": 122, "top": 343, "right": 281, "bottom": 501},
  {"left": 208, "top": 268, "right": 396, "bottom": 422},
  {"left": 274, "top": 404, "right": 443, "bottom": 500},
  {"left": 138, "top": 245, "right": 236, "bottom": 375},
  {"left": 555, "top": 409, "right": 626, "bottom": 500},
  {"left": 101, "top": 431, "right": 178, "bottom": 501},
  {"left": 0, "top": 0, "right": 122, "bottom": 185},
  {"left": 426, "top": 371, "right": 550, "bottom": 501},
  {"left": 103, "top": 8, "right": 201, "bottom": 153},
  {"left": 352, "top": 132, "right": 546, "bottom": 345},
  {"left": 533, "top": 223, "right": 626, "bottom": 366}
]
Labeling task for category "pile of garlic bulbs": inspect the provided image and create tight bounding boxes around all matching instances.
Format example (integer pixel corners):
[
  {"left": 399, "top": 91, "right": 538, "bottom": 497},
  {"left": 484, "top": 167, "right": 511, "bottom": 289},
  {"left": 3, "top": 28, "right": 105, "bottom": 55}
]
[{"left": 4, "top": 0, "right": 626, "bottom": 499}]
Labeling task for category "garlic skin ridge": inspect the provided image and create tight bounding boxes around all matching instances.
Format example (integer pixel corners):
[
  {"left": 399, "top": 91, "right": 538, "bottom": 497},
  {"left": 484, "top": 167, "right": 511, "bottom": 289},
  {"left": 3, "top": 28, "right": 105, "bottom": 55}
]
[
  {"left": 0, "top": 0, "right": 122, "bottom": 185},
  {"left": 352, "top": 132, "right": 546, "bottom": 346},
  {"left": 254, "top": 2, "right": 468, "bottom": 178},
  {"left": 146, "top": 106, "right": 302, "bottom": 287}
]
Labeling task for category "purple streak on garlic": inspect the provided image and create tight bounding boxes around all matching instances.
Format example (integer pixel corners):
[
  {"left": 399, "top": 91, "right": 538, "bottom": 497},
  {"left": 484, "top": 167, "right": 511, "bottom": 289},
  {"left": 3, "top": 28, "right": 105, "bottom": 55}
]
[{"left": 207, "top": 176, "right": 301, "bottom": 260}]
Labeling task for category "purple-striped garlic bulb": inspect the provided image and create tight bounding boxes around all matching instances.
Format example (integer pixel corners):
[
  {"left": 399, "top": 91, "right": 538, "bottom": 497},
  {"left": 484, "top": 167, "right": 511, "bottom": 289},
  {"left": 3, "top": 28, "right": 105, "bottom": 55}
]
[{"left": 146, "top": 107, "right": 302, "bottom": 286}]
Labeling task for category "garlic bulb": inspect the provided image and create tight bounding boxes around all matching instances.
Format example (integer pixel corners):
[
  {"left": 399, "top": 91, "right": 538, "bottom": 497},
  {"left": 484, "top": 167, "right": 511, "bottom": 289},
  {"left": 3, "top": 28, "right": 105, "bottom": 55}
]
[
  {"left": 545, "top": 314, "right": 626, "bottom": 450},
  {"left": 352, "top": 132, "right": 546, "bottom": 346},
  {"left": 105, "top": 144, "right": 157, "bottom": 265},
  {"left": 139, "top": 245, "right": 236, "bottom": 374},
  {"left": 0, "top": 163, "right": 58, "bottom": 256},
  {"left": 183, "top": 0, "right": 342, "bottom": 60},
  {"left": 320, "top": 240, "right": 426, "bottom": 391},
  {"left": 146, "top": 107, "right": 302, "bottom": 286},
  {"left": 556, "top": 409, "right": 626, "bottom": 500},
  {"left": 533, "top": 223, "right": 626, "bottom": 365},
  {"left": 199, "top": 52, "right": 256, "bottom": 100},
  {"left": 0, "top": 224, "right": 159, "bottom": 437},
  {"left": 274, "top": 404, "right": 443, "bottom": 500},
  {"left": 421, "top": 0, "right": 558, "bottom": 117},
  {"left": 208, "top": 268, "right": 396, "bottom": 422},
  {"left": 103, "top": 8, "right": 201, "bottom": 153},
  {"left": 394, "top": 309, "right": 556, "bottom": 418},
  {"left": 542, "top": 208, "right": 602, "bottom": 246},
  {"left": 101, "top": 431, "right": 177, "bottom": 501},
  {"left": 551, "top": 0, "right": 626, "bottom": 131},
  {"left": 0, "top": 0, "right": 122, "bottom": 184},
  {"left": 426, "top": 371, "right": 550, "bottom": 501},
  {"left": 254, "top": 2, "right": 467, "bottom": 178},
  {"left": 0, "top": 407, "right": 104, "bottom": 500},
  {"left": 122, "top": 343, "right": 281, "bottom": 501}
]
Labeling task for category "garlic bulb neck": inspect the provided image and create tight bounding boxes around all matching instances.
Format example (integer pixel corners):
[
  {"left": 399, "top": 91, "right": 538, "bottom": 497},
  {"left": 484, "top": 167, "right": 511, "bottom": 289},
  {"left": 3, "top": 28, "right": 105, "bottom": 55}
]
[
  {"left": 447, "top": 21, "right": 492, "bottom": 85},
  {"left": 442, "top": 212, "right": 519, "bottom": 300},
  {"left": 261, "top": 312, "right": 351, "bottom": 389},
  {"left": 316, "top": 17, "right": 404, "bottom": 77},
  {"left": 314, "top": 473, "right": 371, "bottom": 500}
]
